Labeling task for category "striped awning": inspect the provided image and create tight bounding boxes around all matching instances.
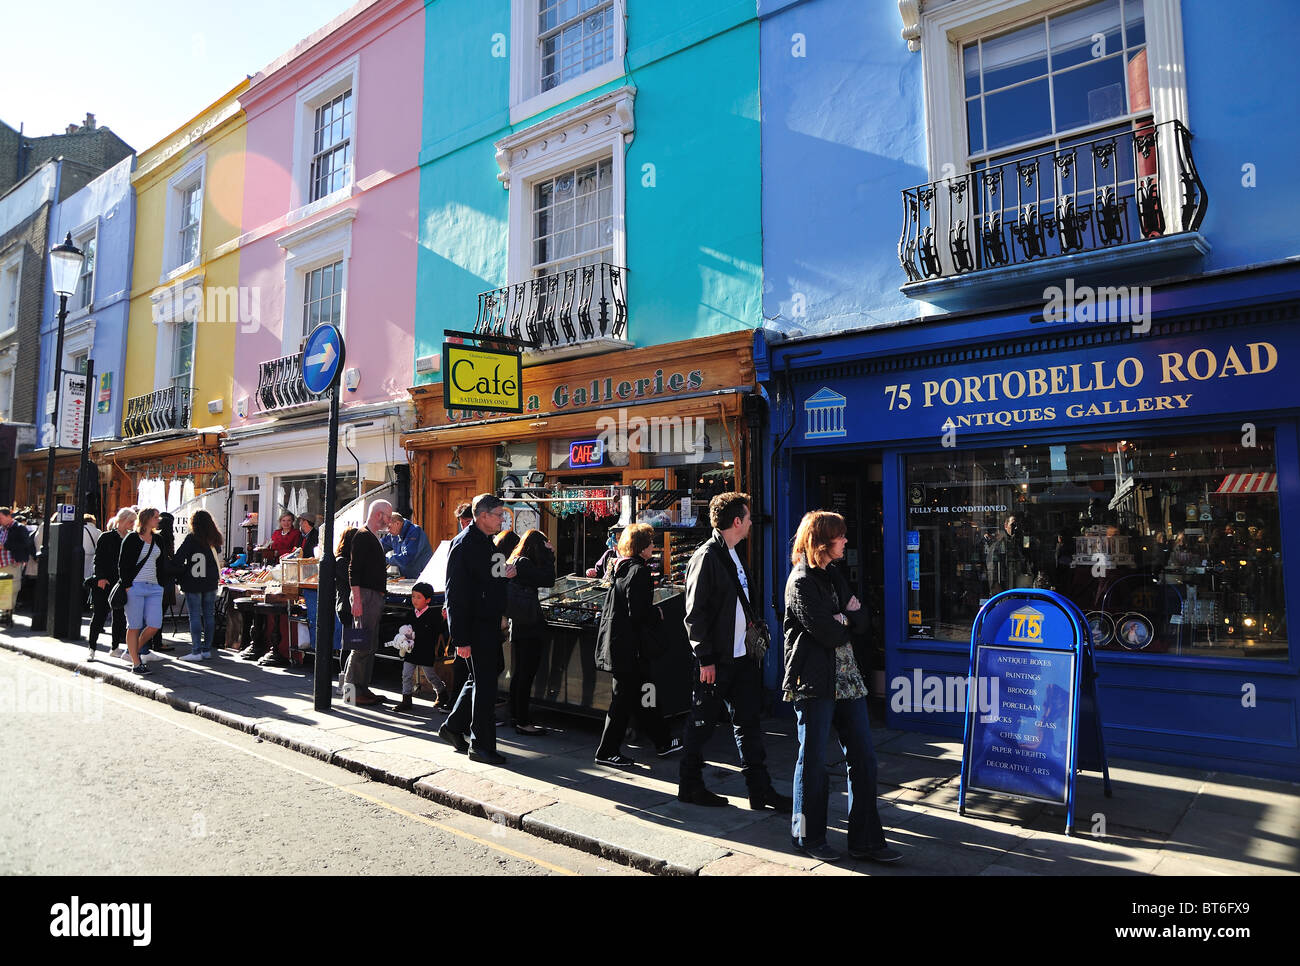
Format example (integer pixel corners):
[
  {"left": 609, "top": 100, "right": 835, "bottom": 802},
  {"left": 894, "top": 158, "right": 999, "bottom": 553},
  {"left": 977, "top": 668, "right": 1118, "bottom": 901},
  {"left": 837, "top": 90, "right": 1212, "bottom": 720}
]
[{"left": 1215, "top": 472, "right": 1277, "bottom": 494}]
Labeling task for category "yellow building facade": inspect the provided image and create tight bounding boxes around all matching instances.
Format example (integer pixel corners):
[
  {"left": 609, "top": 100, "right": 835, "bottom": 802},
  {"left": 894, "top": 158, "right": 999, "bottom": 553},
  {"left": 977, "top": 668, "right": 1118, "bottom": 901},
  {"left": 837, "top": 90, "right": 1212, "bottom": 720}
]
[{"left": 105, "top": 81, "right": 248, "bottom": 513}]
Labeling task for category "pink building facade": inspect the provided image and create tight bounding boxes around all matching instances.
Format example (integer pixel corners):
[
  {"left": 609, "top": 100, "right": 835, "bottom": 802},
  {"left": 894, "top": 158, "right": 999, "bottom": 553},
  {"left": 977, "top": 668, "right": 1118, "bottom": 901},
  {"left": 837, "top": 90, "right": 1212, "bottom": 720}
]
[{"left": 227, "top": 0, "right": 423, "bottom": 543}]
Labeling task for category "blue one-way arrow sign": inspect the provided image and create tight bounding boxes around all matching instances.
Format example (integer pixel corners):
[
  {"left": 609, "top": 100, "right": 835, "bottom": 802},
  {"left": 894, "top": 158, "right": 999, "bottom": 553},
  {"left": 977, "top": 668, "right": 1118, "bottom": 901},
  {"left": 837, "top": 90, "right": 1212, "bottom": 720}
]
[{"left": 301, "top": 323, "right": 345, "bottom": 395}]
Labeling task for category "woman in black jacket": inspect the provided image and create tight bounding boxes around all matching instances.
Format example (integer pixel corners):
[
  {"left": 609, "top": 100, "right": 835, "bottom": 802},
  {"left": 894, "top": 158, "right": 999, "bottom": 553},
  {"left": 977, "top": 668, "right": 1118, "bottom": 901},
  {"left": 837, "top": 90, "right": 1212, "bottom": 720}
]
[
  {"left": 783, "top": 510, "right": 899, "bottom": 865},
  {"left": 87, "top": 507, "right": 136, "bottom": 661},
  {"left": 593, "top": 523, "right": 681, "bottom": 766},
  {"left": 174, "top": 509, "right": 223, "bottom": 662},
  {"left": 118, "top": 508, "right": 171, "bottom": 674},
  {"left": 506, "top": 529, "right": 555, "bottom": 735}
]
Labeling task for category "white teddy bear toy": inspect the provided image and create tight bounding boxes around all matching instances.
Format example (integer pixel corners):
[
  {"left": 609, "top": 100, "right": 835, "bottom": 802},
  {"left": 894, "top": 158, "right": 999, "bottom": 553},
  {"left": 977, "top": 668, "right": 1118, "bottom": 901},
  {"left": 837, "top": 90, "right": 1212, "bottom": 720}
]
[{"left": 390, "top": 624, "right": 415, "bottom": 658}]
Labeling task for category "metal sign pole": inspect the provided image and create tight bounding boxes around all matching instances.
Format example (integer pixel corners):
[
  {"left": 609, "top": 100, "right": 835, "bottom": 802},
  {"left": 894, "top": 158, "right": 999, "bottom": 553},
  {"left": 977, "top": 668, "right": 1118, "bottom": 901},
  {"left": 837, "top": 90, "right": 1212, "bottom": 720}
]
[
  {"left": 314, "top": 383, "right": 340, "bottom": 711},
  {"left": 301, "top": 323, "right": 345, "bottom": 713}
]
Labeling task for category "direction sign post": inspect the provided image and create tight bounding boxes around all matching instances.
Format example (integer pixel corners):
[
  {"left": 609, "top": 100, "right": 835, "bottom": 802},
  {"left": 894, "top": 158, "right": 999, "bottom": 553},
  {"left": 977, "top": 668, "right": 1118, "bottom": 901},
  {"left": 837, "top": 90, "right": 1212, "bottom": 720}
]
[
  {"left": 302, "top": 324, "right": 345, "bottom": 712},
  {"left": 958, "top": 588, "right": 1111, "bottom": 835}
]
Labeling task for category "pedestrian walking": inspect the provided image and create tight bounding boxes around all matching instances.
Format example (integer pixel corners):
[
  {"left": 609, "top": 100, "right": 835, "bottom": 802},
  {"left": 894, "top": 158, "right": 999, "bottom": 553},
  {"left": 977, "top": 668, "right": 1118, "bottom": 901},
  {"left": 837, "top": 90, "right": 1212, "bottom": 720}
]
[
  {"left": 678, "top": 492, "right": 791, "bottom": 812},
  {"left": 438, "top": 493, "right": 512, "bottom": 764},
  {"left": 593, "top": 523, "right": 683, "bottom": 766},
  {"left": 506, "top": 528, "right": 555, "bottom": 736},
  {"left": 0, "top": 506, "right": 34, "bottom": 625},
  {"left": 174, "top": 509, "right": 223, "bottom": 662},
  {"left": 119, "top": 508, "right": 171, "bottom": 675},
  {"left": 783, "top": 510, "right": 901, "bottom": 865},
  {"left": 152, "top": 512, "right": 178, "bottom": 652},
  {"left": 393, "top": 582, "right": 448, "bottom": 711},
  {"left": 88, "top": 508, "right": 135, "bottom": 661},
  {"left": 342, "top": 501, "right": 392, "bottom": 705}
]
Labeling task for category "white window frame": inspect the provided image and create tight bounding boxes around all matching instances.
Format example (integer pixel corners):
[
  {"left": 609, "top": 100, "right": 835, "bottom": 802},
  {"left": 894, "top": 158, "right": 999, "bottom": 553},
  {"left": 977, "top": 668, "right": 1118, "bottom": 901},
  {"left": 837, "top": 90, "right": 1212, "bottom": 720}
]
[
  {"left": 495, "top": 86, "right": 633, "bottom": 288},
  {"left": 161, "top": 155, "right": 206, "bottom": 281},
  {"left": 0, "top": 247, "right": 22, "bottom": 340},
  {"left": 69, "top": 218, "right": 98, "bottom": 317},
  {"left": 275, "top": 206, "right": 356, "bottom": 355},
  {"left": 151, "top": 272, "right": 204, "bottom": 393},
  {"left": 0, "top": 347, "right": 15, "bottom": 423},
  {"left": 61, "top": 318, "right": 97, "bottom": 378},
  {"left": 289, "top": 56, "right": 360, "bottom": 224},
  {"left": 910, "top": 0, "right": 1188, "bottom": 182},
  {"left": 510, "top": 0, "right": 627, "bottom": 125},
  {"left": 530, "top": 156, "right": 616, "bottom": 278}
]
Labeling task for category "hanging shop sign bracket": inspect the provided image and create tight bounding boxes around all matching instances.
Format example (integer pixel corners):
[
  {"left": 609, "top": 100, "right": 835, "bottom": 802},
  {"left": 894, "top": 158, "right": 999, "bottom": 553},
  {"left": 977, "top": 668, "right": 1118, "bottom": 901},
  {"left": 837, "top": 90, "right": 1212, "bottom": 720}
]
[{"left": 959, "top": 588, "right": 1112, "bottom": 835}]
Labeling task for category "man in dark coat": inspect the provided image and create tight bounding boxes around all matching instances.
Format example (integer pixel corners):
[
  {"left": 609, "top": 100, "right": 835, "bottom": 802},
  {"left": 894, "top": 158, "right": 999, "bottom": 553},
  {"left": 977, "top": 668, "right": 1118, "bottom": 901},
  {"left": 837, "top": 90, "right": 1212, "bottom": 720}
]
[
  {"left": 0, "top": 507, "right": 33, "bottom": 625},
  {"left": 438, "top": 493, "right": 513, "bottom": 764},
  {"left": 678, "top": 492, "right": 792, "bottom": 812}
]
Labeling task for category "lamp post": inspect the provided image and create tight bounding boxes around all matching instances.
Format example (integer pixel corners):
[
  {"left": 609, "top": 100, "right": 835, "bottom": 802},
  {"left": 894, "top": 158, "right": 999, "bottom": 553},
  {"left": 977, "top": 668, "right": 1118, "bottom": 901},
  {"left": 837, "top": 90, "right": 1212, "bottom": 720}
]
[{"left": 33, "top": 233, "right": 84, "bottom": 635}]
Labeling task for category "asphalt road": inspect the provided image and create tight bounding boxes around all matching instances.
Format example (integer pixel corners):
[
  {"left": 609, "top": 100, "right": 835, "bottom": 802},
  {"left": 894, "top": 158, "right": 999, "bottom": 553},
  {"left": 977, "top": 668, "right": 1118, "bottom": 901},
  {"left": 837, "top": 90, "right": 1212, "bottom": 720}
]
[{"left": 0, "top": 648, "right": 639, "bottom": 876}]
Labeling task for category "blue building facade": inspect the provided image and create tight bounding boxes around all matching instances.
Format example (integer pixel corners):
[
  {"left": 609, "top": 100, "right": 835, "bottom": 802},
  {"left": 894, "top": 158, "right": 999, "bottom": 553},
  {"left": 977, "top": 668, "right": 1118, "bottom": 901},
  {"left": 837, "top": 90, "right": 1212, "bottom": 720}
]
[
  {"left": 36, "top": 154, "right": 136, "bottom": 515},
  {"left": 758, "top": 0, "right": 1300, "bottom": 780}
]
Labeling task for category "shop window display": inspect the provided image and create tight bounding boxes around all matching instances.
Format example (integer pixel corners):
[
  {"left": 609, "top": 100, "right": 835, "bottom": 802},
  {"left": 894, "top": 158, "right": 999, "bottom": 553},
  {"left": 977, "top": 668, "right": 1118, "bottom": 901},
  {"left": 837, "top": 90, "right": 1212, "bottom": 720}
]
[{"left": 905, "top": 430, "right": 1286, "bottom": 659}]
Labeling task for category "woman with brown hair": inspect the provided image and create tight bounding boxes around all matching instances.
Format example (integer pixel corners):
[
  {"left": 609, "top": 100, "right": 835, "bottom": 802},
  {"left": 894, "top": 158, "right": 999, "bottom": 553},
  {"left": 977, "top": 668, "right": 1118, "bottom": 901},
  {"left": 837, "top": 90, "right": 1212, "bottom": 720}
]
[
  {"left": 783, "top": 510, "right": 900, "bottom": 864},
  {"left": 175, "top": 509, "right": 224, "bottom": 661},
  {"left": 593, "top": 523, "right": 682, "bottom": 766},
  {"left": 506, "top": 528, "right": 555, "bottom": 734}
]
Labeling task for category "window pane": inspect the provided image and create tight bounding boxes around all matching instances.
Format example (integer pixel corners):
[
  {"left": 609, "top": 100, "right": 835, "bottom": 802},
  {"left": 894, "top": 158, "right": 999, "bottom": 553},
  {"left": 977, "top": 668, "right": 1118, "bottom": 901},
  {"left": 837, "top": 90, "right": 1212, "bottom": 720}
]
[
  {"left": 964, "top": 43, "right": 981, "bottom": 98},
  {"left": 967, "top": 98, "right": 984, "bottom": 154},
  {"left": 984, "top": 78, "right": 1052, "bottom": 150},
  {"left": 905, "top": 431, "right": 1288, "bottom": 660},
  {"left": 982, "top": 21, "right": 1048, "bottom": 92},
  {"left": 1123, "top": 0, "right": 1146, "bottom": 47},
  {"left": 1053, "top": 54, "right": 1127, "bottom": 131},
  {"left": 1049, "top": 0, "right": 1122, "bottom": 72}
]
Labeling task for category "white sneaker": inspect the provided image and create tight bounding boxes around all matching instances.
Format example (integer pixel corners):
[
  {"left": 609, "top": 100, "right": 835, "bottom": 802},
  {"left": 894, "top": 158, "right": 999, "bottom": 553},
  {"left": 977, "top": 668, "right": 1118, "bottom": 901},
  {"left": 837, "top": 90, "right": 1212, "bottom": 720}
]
[
  {"left": 179, "top": 652, "right": 204, "bottom": 662},
  {"left": 108, "top": 647, "right": 125, "bottom": 659},
  {"left": 141, "top": 652, "right": 164, "bottom": 664},
  {"left": 201, "top": 651, "right": 213, "bottom": 659}
]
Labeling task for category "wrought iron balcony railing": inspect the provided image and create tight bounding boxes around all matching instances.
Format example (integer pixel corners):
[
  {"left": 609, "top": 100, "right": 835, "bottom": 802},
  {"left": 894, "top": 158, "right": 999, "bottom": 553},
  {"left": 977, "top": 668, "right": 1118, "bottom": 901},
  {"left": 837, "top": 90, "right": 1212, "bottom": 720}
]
[
  {"left": 256, "top": 351, "right": 316, "bottom": 413},
  {"left": 475, "top": 262, "right": 627, "bottom": 351},
  {"left": 899, "top": 120, "right": 1207, "bottom": 284},
  {"left": 123, "top": 386, "right": 193, "bottom": 440}
]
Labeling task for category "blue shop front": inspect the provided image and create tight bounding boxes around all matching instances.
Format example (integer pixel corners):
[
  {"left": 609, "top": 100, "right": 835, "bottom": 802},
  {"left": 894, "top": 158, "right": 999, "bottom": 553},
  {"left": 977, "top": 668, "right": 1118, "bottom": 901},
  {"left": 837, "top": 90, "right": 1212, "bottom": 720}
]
[{"left": 758, "top": 263, "right": 1300, "bottom": 781}]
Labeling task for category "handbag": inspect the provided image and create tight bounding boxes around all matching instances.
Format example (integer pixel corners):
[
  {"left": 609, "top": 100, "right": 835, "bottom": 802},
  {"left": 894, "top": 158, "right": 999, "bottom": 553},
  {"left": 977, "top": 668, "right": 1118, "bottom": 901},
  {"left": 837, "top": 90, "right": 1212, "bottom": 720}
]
[
  {"left": 342, "top": 626, "right": 372, "bottom": 654},
  {"left": 108, "top": 540, "right": 156, "bottom": 611},
  {"left": 722, "top": 550, "right": 770, "bottom": 664}
]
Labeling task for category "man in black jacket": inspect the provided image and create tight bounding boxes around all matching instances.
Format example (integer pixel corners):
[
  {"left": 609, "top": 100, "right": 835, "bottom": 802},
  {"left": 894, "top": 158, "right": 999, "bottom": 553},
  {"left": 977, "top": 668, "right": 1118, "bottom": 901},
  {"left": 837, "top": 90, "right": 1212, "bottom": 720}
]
[
  {"left": 0, "top": 507, "right": 32, "bottom": 625},
  {"left": 438, "top": 493, "right": 514, "bottom": 764},
  {"left": 678, "top": 492, "right": 792, "bottom": 812}
]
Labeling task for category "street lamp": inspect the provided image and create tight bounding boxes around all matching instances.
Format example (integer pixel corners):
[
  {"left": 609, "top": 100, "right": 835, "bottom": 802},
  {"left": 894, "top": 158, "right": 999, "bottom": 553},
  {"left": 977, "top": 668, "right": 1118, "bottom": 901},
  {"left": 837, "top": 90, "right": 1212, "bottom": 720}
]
[{"left": 34, "top": 233, "right": 84, "bottom": 635}]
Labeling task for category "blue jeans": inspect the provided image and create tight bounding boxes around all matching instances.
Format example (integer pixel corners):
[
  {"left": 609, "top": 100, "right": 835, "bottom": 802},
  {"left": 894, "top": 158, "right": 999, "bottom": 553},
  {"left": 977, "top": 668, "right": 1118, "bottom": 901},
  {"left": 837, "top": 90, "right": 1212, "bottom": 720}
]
[
  {"left": 792, "top": 696, "right": 886, "bottom": 852},
  {"left": 187, "top": 590, "right": 217, "bottom": 654}
]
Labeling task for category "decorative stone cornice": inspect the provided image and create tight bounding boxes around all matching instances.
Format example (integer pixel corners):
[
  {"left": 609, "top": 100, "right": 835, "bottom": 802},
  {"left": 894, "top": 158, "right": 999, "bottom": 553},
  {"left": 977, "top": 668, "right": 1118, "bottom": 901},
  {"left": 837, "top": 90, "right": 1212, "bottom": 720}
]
[
  {"left": 495, "top": 87, "right": 636, "bottom": 189},
  {"left": 899, "top": 0, "right": 922, "bottom": 52}
]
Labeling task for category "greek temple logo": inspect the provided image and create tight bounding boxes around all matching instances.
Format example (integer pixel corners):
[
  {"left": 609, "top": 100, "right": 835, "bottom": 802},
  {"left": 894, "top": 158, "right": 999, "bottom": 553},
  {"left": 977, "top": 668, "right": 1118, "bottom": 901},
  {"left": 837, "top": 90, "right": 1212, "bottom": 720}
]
[{"left": 804, "top": 387, "right": 847, "bottom": 439}]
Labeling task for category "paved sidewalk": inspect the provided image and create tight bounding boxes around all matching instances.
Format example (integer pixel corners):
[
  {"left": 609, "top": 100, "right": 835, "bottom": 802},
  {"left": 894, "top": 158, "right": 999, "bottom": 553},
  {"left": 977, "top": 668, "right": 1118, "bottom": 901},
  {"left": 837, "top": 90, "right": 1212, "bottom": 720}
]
[{"left": 4, "top": 619, "right": 1297, "bottom": 876}]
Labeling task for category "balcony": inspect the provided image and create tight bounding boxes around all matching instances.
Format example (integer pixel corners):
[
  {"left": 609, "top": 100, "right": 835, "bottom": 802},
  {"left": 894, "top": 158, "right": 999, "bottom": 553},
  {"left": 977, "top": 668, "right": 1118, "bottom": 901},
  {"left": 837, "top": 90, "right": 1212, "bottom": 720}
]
[
  {"left": 256, "top": 352, "right": 318, "bottom": 414},
  {"left": 123, "top": 387, "right": 193, "bottom": 440},
  {"left": 898, "top": 120, "right": 1208, "bottom": 304},
  {"left": 474, "top": 262, "right": 628, "bottom": 359}
]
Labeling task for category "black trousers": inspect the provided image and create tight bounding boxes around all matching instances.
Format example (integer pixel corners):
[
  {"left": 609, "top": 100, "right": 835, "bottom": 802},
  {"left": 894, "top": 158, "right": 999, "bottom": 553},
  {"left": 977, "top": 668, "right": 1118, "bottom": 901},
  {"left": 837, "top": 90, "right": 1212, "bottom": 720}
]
[
  {"left": 597, "top": 665, "right": 671, "bottom": 759},
  {"left": 679, "top": 656, "right": 772, "bottom": 794},
  {"left": 88, "top": 585, "right": 126, "bottom": 648},
  {"left": 509, "top": 629, "right": 545, "bottom": 726},
  {"left": 446, "top": 643, "right": 502, "bottom": 755}
]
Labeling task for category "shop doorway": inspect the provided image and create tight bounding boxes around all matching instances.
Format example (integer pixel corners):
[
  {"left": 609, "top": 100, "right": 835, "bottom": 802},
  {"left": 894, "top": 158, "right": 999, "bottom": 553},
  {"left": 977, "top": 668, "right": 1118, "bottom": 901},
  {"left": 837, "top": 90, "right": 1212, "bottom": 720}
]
[
  {"left": 805, "top": 453, "right": 885, "bottom": 686},
  {"left": 552, "top": 473, "right": 623, "bottom": 576}
]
